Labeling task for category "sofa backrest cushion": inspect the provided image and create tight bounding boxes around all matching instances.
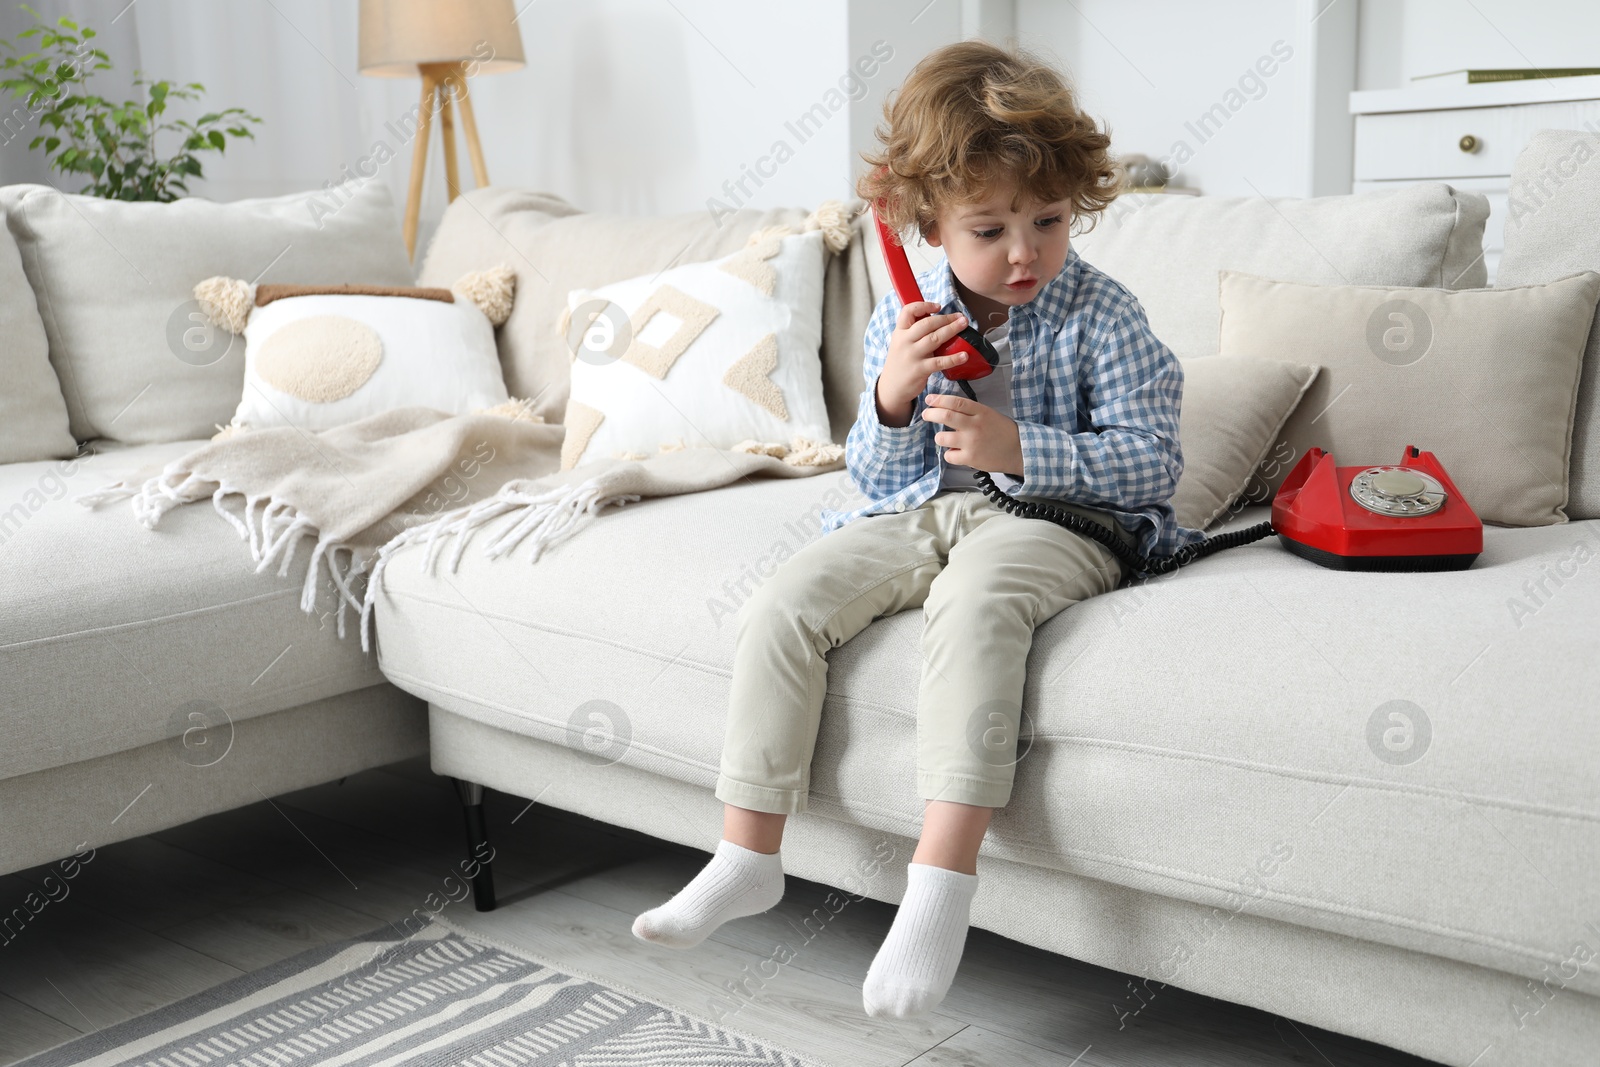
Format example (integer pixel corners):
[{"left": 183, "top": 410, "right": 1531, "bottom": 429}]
[
  {"left": 417, "top": 189, "right": 882, "bottom": 446},
  {"left": 0, "top": 181, "right": 414, "bottom": 446},
  {"left": 856, "top": 182, "right": 1489, "bottom": 358},
  {"left": 0, "top": 206, "right": 76, "bottom": 463},
  {"left": 888, "top": 183, "right": 1484, "bottom": 365},
  {"left": 1496, "top": 128, "right": 1600, "bottom": 519}
]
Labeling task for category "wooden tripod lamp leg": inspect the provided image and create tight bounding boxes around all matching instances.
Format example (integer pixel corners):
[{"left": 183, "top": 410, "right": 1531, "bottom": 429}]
[
  {"left": 404, "top": 69, "right": 439, "bottom": 259},
  {"left": 438, "top": 80, "right": 461, "bottom": 202},
  {"left": 454, "top": 78, "right": 491, "bottom": 188}
]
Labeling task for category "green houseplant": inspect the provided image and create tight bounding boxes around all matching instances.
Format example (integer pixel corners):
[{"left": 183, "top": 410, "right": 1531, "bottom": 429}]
[{"left": 0, "top": 4, "right": 262, "bottom": 201}]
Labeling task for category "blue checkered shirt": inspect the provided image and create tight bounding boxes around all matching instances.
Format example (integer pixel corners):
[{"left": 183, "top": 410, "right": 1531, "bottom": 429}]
[{"left": 819, "top": 246, "right": 1206, "bottom": 561}]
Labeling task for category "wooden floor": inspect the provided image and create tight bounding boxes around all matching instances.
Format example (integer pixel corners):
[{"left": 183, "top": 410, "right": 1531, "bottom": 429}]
[{"left": 0, "top": 758, "right": 1440, "bottom": 1067}]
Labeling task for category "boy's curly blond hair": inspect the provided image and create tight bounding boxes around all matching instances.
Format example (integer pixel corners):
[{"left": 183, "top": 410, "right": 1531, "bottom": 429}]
[{"left": 856, "top": 40, "right": 1120, "bottom": 243}]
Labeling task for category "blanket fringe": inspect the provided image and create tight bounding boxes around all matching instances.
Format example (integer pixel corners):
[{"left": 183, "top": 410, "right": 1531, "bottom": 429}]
[
  {"left": 222, "top": 490, "right": 369, "bottom": 644},
  {"left": 358, "top": 474, "right": 638, "bottom": 654},
  {"left": 76, "top": 467, "right": 216, "bottom": 528}
]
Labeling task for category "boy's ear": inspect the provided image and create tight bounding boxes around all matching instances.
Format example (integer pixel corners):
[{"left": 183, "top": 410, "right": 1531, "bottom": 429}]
[{"left": 923, "top": 222, "right": 942, "bottom": 248}]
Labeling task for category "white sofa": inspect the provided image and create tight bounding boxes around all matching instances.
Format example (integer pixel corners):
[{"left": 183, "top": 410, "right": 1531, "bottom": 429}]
[
  {"left": 378, "top": 170, "right": 1599, "bottom": 1066},
  {"left": 4, "top": 132, "right": 1597, "bottom": 1067}
]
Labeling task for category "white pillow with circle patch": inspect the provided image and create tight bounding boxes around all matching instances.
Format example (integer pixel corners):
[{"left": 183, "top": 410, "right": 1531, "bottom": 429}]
[
  {"left": 557, "top": 218, "right": 838, "bottom": 471},
  {"left": 196, "top": 271, "right": 515, "bottom": 437}
]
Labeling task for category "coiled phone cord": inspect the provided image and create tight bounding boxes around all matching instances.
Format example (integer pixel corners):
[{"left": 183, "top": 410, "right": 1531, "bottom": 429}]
[{"left": 951, "top": 379, "right": 1275, "bottom": 583}]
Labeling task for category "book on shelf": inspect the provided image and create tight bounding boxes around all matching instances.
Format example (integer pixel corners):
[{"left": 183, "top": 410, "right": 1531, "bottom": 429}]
[{"left": 1410, "top": 67, "right": 1600, "bottom": 86}]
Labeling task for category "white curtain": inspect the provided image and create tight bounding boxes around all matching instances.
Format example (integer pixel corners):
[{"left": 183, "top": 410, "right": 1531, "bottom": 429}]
[{"left": 0, "top": 1, "right": 868, "bottom": 256}]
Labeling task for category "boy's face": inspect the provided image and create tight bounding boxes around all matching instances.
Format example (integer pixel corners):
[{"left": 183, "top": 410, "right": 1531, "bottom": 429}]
[{"left": 924, "top": 178, "right": 1073, "bottom": 319}]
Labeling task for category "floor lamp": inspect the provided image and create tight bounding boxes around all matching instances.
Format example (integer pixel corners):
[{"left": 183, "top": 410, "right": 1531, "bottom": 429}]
[{"left": 358, "top": 0, "right": 527, "bottom": 258}]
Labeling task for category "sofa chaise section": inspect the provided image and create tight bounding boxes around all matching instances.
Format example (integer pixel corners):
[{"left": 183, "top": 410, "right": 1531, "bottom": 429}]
[{"left": 0, "top": 441, "right": 427, "bottom": 875}]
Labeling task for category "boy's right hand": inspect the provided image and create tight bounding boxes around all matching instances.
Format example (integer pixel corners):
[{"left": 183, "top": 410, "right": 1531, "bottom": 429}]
[{"left": 874, "top": 301, "right": 970, "bottom": 426}]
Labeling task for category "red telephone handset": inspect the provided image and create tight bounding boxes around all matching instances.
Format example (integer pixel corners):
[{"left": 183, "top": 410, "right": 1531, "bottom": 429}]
[{"left": 869, "top": 175, "right": 998, "bottom": 384}]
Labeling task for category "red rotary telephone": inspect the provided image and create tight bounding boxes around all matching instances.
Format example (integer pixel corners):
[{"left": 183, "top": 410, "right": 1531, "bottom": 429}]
[
  {"left": 865, "top": 182, "right": 1483, "bottom": 580},
  {"left": 1272, "top": 446, "right": 1482, "bottom": 570}
]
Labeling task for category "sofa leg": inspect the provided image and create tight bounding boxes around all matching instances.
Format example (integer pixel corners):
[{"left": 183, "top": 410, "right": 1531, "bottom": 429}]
[{"left": 452, "top": 778, "right": 497, "bottom": 912}]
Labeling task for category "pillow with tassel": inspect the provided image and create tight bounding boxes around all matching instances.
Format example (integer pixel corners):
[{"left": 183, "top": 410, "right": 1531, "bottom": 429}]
[
  {"left": 555, "top": 202, "right": 849, "bottom": 471},
  {"left": 197, "top": 267, "right": 518, "bottom": 438}
]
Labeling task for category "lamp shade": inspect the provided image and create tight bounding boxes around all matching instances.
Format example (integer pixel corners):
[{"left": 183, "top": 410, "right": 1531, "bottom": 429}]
[{"left": 358, "top": 0, "right": 526, "bottom": 77}]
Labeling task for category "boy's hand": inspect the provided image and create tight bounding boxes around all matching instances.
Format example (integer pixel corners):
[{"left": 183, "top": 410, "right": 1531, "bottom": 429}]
[
  {"left": 921, "top": 394, "right": 1024, "bottom": 476},
  {"left": 875, "top": 301, "right": 973, "bottom": 425}
]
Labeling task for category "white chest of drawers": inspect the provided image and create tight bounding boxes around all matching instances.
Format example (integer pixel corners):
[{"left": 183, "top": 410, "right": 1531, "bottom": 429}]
[{"left": 1349, "top": 75, "right": 1600, "bottom": 284}]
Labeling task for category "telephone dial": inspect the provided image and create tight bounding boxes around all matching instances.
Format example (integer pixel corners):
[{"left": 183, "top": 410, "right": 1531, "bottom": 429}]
[{"left": 866, "top": 179, "right": 1483, "bottom": 582}]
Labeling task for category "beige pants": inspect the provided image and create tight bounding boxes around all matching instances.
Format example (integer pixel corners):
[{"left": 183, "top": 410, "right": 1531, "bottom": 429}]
[{"left": 714, "top": 489, "right": 1131, "bottom": 815}]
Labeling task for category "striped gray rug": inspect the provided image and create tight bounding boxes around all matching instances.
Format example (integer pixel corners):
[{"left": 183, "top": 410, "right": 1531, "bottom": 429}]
[{"left": 20, "top": 917, "right": 828, "bottom": 1067}]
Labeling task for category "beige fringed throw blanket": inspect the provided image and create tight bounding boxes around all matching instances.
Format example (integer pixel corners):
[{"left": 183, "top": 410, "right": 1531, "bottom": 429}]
[{"left": 75, "top": 405, "right": 845, "bottom": 653}]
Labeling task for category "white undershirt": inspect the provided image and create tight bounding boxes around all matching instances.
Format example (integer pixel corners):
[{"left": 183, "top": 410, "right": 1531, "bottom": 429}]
[{"left": 938, "top": 321, "right": 1024, "bottom": 496}]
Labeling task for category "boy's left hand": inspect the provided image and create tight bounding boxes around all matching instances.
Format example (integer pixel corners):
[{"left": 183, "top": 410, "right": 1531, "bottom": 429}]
[{"left": 921, "top": 394, "right": 1025, "bottom": 476}]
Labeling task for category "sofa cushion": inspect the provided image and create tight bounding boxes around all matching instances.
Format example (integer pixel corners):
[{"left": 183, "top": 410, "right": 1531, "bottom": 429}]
[
  {"left": 1170, "top": 355, "right": 1319, "bottom": 530},
  {"left": 1220, "top": 269, "right": 1600, "bottom": 525},
  {"left": 416, "top": 189, "right": 881, "bottom": 447},
  {"left": 0, "top": 441, "right": 385, "bottom": 780},
  {"left": 0, "top": 181, "right": 414, "bottom": 446},
  {"left": 0, "top": 205, "right": 75, "bottom": 463},
  {"left": 370, "top": 475, "right": 1599, "bottom": 994},
  {"left": 1497, "top": 128, "right": 1600, "bottom": 519},
  {"left": 1060, "top": 183, "right": 1490, "bottom": 361}
]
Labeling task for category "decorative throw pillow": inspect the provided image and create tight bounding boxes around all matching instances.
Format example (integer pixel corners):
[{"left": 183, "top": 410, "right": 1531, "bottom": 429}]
[
  {"left": 1219, "top": 269, "right": 1600, "bottom": 526},
  {"left": 1170, "top": 356, "right": 1320, "bottom": 530},
  {"left": 555, "top": 207, "right": 848, "bottom": 471},
  {"left": 417, "top": 191, "right": 864, "bottom": 438},
  {"left": 196, "top": 268, "right": 516, "bottom": 436}
]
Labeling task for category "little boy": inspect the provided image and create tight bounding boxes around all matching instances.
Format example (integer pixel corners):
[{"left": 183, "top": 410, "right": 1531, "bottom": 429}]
[{"left": 632, "top": 39, "right": 1203, "bottom": 1021}]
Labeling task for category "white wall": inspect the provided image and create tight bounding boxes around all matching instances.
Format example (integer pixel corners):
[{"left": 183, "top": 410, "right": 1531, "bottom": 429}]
[
  {"left": 469, "top": 0, "right": 856, "bottom": 219},
  {"left": 1019, "top": 0, "right": 1305, "bottom": 197},
  {"left": 844, "top": 0, "right": 966, "bottom": 200},
  {"left": 1358, "top": 0, "right": 1600, "bottom": 89},
  {"left": 1016, "top": 0, "right": 1365, "bottom": 198}
]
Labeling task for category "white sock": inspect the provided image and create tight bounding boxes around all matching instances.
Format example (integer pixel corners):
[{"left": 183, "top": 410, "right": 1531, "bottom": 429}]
[
  {"left": 862, "top": 862, "right": 979, "bottom": 1019},
  {"left": 631, "top": 838, "right": 785, "bottom": 949}
]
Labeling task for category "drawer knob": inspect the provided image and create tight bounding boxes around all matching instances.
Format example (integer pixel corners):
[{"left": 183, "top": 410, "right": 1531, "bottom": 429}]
[{"left": 1459, "top": 134, "right": 1480, "bottom": 154}]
